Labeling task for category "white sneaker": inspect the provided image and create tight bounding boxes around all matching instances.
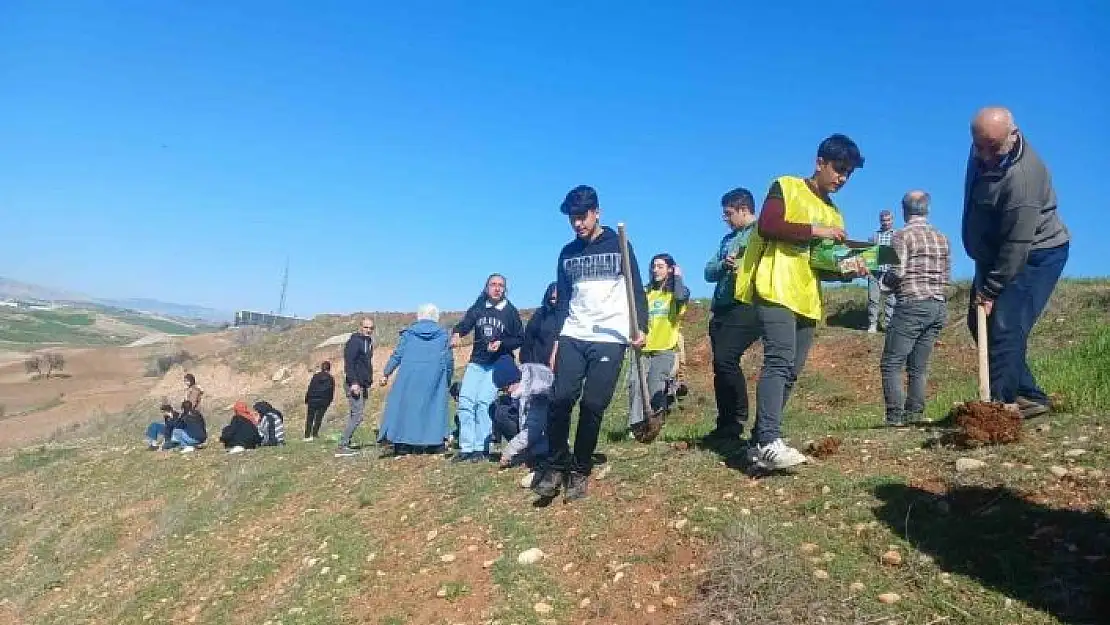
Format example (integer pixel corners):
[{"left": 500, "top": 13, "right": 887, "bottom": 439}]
[
  {"left": 180, "top": 446, "right": 196, "bottom": 454},
  {"left": 867, "top": 325, "right": 878, "bottom": 334},
  {"left": 754, "top": 439, "right": 807, "bottom": 470},
  {"left": 302, "top": 437, "right": 315, "bottom": 442},
  {"left": 520, "top": 471, "right": 536, "bottom": 489},
  {"left": 228, "top": 446, "right": 246, "bottom": 454}
]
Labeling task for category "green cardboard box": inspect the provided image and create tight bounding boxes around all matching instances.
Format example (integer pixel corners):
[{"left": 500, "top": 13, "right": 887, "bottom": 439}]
[{"left": 810, "top": 239, "right": 899, "bottom": 274}]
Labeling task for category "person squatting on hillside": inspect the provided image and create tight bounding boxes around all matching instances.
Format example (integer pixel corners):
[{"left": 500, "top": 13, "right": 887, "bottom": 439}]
[
  {"left": 221, "top": 400, "right": 263, "bottom": 452},
  {"left": 144, "top": 402, "right": 181, "bottom": 450},
  {"left": 521, "top": 282, "right": 560, "bottom": 370},
  {"left": 878, "top": 191, "right": 951, "bottom": 427},
  {"left": 867, "top": 209, "right": 898, "bottom": 333},
  {"left": 451, "top": 275, "right": 524, "bottom": 462},
  {"left": 303, "top": 361, "right": 335, "bottom": 441},
  {"left": 184, "top": 373, "right": 204, "bottom": 411},
  {"left": 171, "top": 400, "right": 207, "bottom": 453},
  {"left": 377, "top": 304, "right": 454, "bottom": 455},
  {"left": 963, "top": 107, "right": 1070, "bottom": 419},
  {"left": 704, "top": 187, "right": 760, "bottom": 442},
  {"left": 735, "top": 134, "right": 869, "bottom": 470},
  {"left": 627, "top": 253, "right": 690, "bottom": 441},
  {"left": 489, "top": 355, "right": 552, "bottom": 469},
  {"left": 533, "top": 185, "right": 649, "bottom": 502},
  {"left": 336, "top": 318, "right": 375, "bottom": 457},
  {"left": 254, "top": 401, "right": 286, "bottom": 446}
]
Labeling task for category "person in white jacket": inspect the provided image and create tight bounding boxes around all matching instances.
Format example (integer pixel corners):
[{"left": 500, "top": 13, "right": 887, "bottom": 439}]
[{"left": 490, "top": 356, "right": 552, "bottom": 469}]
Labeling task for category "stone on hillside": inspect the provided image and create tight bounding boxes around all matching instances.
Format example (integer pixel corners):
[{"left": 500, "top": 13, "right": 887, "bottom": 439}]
[
  {"left": 534, "top": 602, "right": 553, "bottom": 614},
  {"left": 517, "top": 548, "right": 545, "bottom": 565},
  {"left": 849, "top": 582, "right": 866, "bottom": 593},
  {"left": 663, "top": 596, "right": 678, "bottom": 609},
  {"left": 271, "top": 366, "right": 291, "bottom": 382},
  {"left": 1049, "top": 466, "right": 1070, "bottom": 478},
  {"left": 878, "top": 592, "right": 901, "bottom": 604},
  {"left": 955, "top": 458, "right": 986, "bottom": 472},
  {"left": 800, "top": 542, "right": 820, "bottom": 554},
  {"left": 1065, "top": 449, "right": 1087, "bottom": 458},
  {"left": 813, "top": 569, "right": 829, "bottom": 580},
  {"left": 880, "top": 550, "right": 903, "bottom": 566},
  {"left": 440, "top": 554, "right": 455, "bottom": 563},
  {"left": 426, "top": 529, "right": 438, "bottom": 541}
]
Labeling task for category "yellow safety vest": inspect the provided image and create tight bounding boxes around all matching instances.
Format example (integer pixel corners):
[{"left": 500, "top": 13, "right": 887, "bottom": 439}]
[
  {"left": 644, "top": 288, "right": 685, "bottom": 352},
  {"left": 734, "top": 176, "right": 844, "bottom": 320}
]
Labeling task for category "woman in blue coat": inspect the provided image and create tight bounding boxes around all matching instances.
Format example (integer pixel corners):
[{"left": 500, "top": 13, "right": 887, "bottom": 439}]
[{"left": 378, "top": 303, "right": 454, "bottom": 455}]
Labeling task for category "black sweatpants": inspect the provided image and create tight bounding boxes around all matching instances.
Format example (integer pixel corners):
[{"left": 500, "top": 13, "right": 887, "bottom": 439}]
[
  {"left": 709, "top": 303, "right": 760, "bottom": 434},
  {"left": 305, "top": 404, "right": 329, "bottom": 438},
  {"left": 546, "top": 336, "right": 626, "bottom": 475}
]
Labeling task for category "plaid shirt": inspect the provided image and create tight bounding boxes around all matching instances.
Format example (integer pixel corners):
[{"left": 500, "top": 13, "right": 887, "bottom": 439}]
[
  {"left": 870, "top": 228, "right": 894, "bottom": 273},
  {"left": 882, "top": 216, "right": 950, "bottom": 302}
]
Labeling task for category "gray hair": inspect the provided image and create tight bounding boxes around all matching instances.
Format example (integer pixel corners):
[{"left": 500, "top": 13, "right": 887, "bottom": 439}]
[
  {"left": 416, "top": 303, "right": 440, "bottom": 322},
  {"left": 902, "top": 191, "right": 930, "bottom": 217}
]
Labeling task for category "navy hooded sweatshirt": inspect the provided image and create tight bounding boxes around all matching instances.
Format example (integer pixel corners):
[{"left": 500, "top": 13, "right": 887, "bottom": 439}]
[
  {"left": 453, "top": 296, "right": 524, "bottom": 366},
  {"left": 521, "top": 282, "right": 561, "bottom": 365},
  {"left": 556, "top": 225, "right": 648, "bottom": 344}
]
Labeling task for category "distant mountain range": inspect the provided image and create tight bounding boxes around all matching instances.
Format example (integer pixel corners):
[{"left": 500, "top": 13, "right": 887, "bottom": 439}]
[{"left": 0, "top": 277, "right": 232, "bottom": 324}]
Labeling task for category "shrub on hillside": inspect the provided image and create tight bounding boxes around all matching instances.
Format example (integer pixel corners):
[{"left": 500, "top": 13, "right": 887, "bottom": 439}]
[
  {"left": 146, "top": 350, "right": 195, "bottom": 377},
  {"left": 24, "top": 353, "right": 65, "bottom": 379}
]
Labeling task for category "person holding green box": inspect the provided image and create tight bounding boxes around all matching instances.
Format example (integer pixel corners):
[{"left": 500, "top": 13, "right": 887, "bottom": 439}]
[{"left": 734, "top": 134, "right": 868, "bottom": 470}]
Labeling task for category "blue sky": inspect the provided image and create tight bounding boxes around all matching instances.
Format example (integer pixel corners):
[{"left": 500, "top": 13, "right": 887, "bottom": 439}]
[{"left": 1, "top": 1, "right": 1106, "bottom": 316}]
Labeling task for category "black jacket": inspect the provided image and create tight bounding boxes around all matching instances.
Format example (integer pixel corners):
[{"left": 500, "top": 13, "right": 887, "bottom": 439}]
[
  {"left": 344, "top": 333, "right": 373, "bottom": 387},
  {"left": 220, "top": 415, "right": 262, "bottom": 449},
  {"left": 452, "top": 296, "right": 524, "bottom": 366},
  {"left": 180, "top": 409, "right": 207, "bottom": 444},
  {"left": 521, "top": 282, "right": 560, "bottom": 365},
  {"left": 304, "top": 371, "right": 336, "bottom": 407}
]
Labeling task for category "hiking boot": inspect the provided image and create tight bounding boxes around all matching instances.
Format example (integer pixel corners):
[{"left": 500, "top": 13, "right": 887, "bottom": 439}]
[
  {"left": 564, "top": 471, "right": 588, "bottom": 502},
  {"left": 1016, "top": 396, "right": 1050, "bottom": 419},
  {"left": 451, "top": 452, "right": 476, "bottom": 463},
  {"left": 703, "top": 426, "right": 744, "bottom": 442},
  {"left": 752, "top": 439, "right": 807, "bottom": 470},
  {"left": 334, "top": 446, "right": 359, "bottom": 458},
  {"left": 531, "top": 469, "right": 564, "bottom": 499}
]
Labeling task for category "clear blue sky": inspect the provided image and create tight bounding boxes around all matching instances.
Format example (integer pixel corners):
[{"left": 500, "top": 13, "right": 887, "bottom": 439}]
[{"left": 1, "top": 1, "right": 1106, "bottom": 316}]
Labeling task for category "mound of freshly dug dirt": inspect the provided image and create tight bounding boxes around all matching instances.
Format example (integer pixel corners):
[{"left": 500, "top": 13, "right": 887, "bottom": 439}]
[
  {"left": 951, "top": 401, "right": 1021, "bottom": 447},
  {"left": 805, "top": 436, "right": 842, "bottom": 459}
]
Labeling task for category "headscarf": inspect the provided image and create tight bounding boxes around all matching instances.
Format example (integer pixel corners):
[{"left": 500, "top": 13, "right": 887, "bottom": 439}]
[{"left": 234, "top": 400, "right": 260, "bottom": 425}]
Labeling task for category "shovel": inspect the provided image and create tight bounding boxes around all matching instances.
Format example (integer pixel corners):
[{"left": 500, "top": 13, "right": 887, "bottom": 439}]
[
  {"left": 617, "top": 223, "right": 663, "bottom": 444},
  {"left": 976, "top": 303, "right": 990, "bottom": 402}
]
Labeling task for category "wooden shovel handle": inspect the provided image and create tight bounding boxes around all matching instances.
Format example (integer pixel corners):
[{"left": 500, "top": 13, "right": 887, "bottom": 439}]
[
  {"left": 617, "top": 223, "right": 654, "bottom": 417},
  {"left": 977, "top": 303, "right": 990, "bottom": 402}
]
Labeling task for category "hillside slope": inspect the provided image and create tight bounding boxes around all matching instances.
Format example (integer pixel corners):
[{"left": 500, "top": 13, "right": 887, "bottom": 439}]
[{"left": 1, "top": 280, "right": 1107, "bottom": 625}]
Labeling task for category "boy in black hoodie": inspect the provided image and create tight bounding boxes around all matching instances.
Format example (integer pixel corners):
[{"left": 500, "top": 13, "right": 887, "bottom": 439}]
[
  {"left": 303, "top": 361, "right": 335, "bottom": 441},
  {"left": 534, "top": 185, "right": 648, "bottom": 502},
  {"left": 521, "top": 282, "right": 560, "bottom": 369},
  {"left": 450, "top": 273, "right": 524, "bottom": 462}
]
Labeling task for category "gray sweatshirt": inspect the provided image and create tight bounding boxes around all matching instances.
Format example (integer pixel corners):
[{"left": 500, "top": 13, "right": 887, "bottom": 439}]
[
  {"left": 962, "top": 133, "right": 1069, "bottom": 299},
  {"left": 501, "top": 363, "right": 553, "bottom": 464}
]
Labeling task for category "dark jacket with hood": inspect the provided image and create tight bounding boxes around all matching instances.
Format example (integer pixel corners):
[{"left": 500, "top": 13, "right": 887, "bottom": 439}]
[
  {"left": 521, "top": 282, "right": 561, "bottom": 365},
  {"left": 180, "top": 409, "right": 207, "bottom": 444},
  {"left": 344, "top": 333, "right": 374, "bottom": 390},
  {"left": 304, "top": 371, "right": 336, "bottom": 407},
  {"left": 452, "top": 295, "right": 524, "bottom": 366}
]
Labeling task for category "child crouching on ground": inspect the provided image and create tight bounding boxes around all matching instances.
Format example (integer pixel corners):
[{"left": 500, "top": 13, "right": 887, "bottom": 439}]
[{"left": 490, "top": 355, "right": 552, "bottom": 469}]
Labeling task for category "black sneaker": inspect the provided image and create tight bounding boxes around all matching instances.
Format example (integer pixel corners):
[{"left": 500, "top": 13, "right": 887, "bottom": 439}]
[
  {"left": 531, "top": 469, "right": 564, "bottom": 499},
  {"left": 564, "top": 471, "right": 588, "bottom": 501},
  {"left": 1016, "top": 396, "right": 1050, "bottom": 419},
  {"left": 334, "top": 446, "right": 359, "bottom": 458},
  {"left": 703, "top": 426, "right": 743, "bottom": 442},
  {"left": 450, "top": 452, "right": 474, "bottom": 463}
]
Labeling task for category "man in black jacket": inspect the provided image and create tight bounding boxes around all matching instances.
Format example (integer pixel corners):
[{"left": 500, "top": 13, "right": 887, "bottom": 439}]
[
  {"left": 337, "top": 318, "right": 374, "bottom": 457},
  {"left": 304, "top": 360, "right": 335, "bottom": 441}
]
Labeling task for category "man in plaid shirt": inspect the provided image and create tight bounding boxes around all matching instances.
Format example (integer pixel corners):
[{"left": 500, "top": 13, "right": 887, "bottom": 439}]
[
  {"left": 878, "top": 190, "right": 951, "bottom": 426},
  {"left": 867, "top": 209, "right": 897, "bottom": 333}
]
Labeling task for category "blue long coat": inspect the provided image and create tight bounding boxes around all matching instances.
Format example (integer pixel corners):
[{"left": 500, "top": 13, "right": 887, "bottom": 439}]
[{"left": 378, "top": 319, "right": 453, "bottom": 446}]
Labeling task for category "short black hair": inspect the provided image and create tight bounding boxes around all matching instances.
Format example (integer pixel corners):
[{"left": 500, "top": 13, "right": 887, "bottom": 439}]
[
  {"left": 320, "top": 361, "right": 331, "bottom": 373},
  {"left": 560, "top": 185, "right": 599, "bottom": 215},
  {"left": 184, "top": 373, "right": 196, "bottom": 386},
  {"left": 817, "top": 134, "right": 865, "bottom": 170},
  {"left": 721, "top": 187, "right": 755, "bottom": 211},
  {"left": 181, "top": 400, "right": 193, "bottom": 413}
]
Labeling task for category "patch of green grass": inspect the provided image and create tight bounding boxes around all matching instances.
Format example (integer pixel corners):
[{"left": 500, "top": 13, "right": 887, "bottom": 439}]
[
  {"left": 4, "top": 445, "right": 77, "bottom": 475},
  {"left": 1034, "top": 324, "right": 1110, "bottom": 414}
]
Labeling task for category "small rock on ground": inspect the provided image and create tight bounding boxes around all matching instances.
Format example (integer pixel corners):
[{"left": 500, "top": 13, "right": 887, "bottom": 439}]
[{"left": 955, "top": 458, "right": 986, "bottom": 472}]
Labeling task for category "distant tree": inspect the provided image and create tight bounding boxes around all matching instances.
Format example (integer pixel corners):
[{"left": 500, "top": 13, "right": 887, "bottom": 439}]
[
  {"left": 24, "top": 355, "right": 42, "bottom": 377},
  {"left": 43, "top": 353, "right": 65, "bottom": 378}
]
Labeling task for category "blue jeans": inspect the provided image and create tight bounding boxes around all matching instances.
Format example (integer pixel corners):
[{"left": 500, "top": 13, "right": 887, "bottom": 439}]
[
  {"left": 969, "top": 243, "right": 1069, "bottom": 404},
  {"left": 170, "top": 429, "right": 201, "bottom": 447},
  {"left": 145, "top": 422, "right": 167, "bottom": 444},
  {"left": 880, "top": 299, "right": 946, "bottom": 424},
  {"left": 457, "top": 363, "right": 497, "bottom": 453}
]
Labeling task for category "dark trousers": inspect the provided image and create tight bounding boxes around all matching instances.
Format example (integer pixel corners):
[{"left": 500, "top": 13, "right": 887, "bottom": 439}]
[
  {"left": 545, "top": 337, "right": 626, "bottom": 475},
  {"left": 969, "top": 243, "right": 1068, "bottom": 404},
  {"left": 709, "top": 304, "right": 760, "bottom": 433},
  {"left": 880, "top": 299, "right": 946, "bottom": 424},
  {"left": 305, "top": 404, "right": 328, "bottom": 438},
  {"left": 752, "top": 299, "right": 816, "bottom": 445}
]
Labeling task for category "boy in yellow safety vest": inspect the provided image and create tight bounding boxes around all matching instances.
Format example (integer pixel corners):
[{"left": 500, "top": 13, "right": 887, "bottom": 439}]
[
  {"left": 734, "top": 134, "right": 869, "bottom": 470},
  {"left": 627, "top": 253, "right": 690, "bottom": 442}
]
